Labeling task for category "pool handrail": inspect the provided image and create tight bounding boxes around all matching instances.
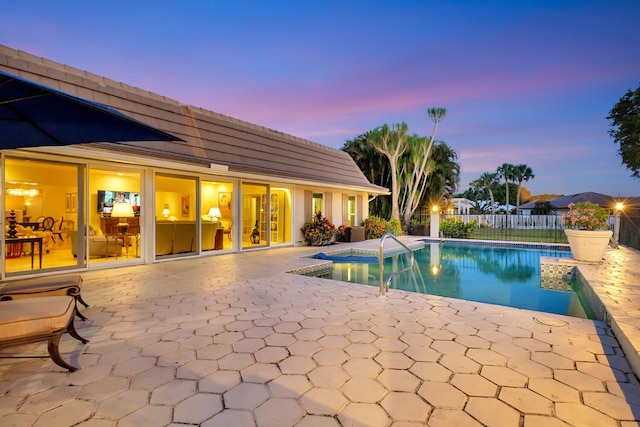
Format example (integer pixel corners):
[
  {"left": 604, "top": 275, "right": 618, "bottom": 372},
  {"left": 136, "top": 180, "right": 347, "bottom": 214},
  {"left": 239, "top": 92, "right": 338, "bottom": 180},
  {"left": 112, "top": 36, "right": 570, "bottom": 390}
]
[{"left": 379, "top": 233, "right": 415, "bottom": 296}]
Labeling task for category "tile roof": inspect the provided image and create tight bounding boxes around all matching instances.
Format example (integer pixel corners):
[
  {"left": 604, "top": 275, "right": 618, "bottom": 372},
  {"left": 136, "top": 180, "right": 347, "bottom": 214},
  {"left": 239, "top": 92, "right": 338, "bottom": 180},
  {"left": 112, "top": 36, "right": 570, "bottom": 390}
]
[{"left": 0, "top": 45, "right": 387, "bottom": 193}]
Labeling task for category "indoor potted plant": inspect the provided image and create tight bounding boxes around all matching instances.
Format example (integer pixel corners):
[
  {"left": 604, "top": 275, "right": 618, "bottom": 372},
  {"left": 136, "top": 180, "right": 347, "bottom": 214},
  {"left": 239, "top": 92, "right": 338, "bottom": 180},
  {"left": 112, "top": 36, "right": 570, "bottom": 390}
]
[{"left": 562, "top": 202, "right": 612, "bottom": 263}]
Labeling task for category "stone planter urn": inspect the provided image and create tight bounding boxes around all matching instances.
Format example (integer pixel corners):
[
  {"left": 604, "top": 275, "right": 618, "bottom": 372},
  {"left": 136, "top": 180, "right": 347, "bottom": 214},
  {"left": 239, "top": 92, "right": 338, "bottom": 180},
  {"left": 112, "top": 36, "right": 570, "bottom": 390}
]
[{"left": 564, "top": 229, "right": 612, "bottom": 263}]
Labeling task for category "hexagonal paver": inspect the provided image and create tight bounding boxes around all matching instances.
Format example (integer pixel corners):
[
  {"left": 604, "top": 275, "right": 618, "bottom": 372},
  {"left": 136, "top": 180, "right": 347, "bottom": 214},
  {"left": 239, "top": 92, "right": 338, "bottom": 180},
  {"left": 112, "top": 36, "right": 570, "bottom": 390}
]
[
  {"left": 377, "top": 369, "right": 420, "bottom": 392},
  {"left": 451, "top": 373, "right": 498, "bottom": 397},
  {"left": 177, "top": 359, "right": 219, "bottom": 380},
  {"left": 418, "top": 381, "right": 466, "bottom": 410},
  {"left": 439, "top": 354, "right": 480, "bottom": 374},
  {"left": 342, "top": 378, "right": 387, "bottom": 403},
  {"left": 345, "top": 343, "right": 379, "bottom": 358},
  {"left": 553, "top": 370, "right": 606, "bottom": 392},
  {"left": 480, "top": 366, "right": 527, "bottom": 387},
  {"left": 198, "top": 343, "right": 233, "bottom": 360},
  {"left": 381, "top": 391, "right": 431, "bottom": 421},
  {"left": 268, "top": 374, "right": 312, "bottom": 398},
  {"left": 313, "top": 349, "right": 349, "bottom": 366},
  {"left": 130, "top": 367, "right": 175, "bottom": 390},
  {"left": 506, "top": 358, "right": 552, "bottom": 379},
  {"left": 531, "top": 351, "right": 574, "bottom": 370},
  {"left": 202, "top": 409, "right": 256, "bottom": 427},
  {"left": 174, "top": 393, "right": 223, "bottom": 424},
  {"left": 555, "top": 402, "right": 617, "bottom": 427},
  {"left": 265, "top": 333, "right": 296, "bottom": 347},
  {"left": 119, "top": 406, "right": 172, "bottom": 427},
  {"left": 499, "top": 387, "right": 553, "bottom": 415},
  {"left": 430, "top": 340, "right": 467, "bottom": 355},
  {"left": 466, "top": 348, "right": 507, "bottom": 366},
  {"left": 345, "top": 330, "right": 377, "bottom": 344},
  {"left": 308, "top": 366, "right": 349, "bottom": 388},
  {"left": 254, "top": 398, "right": 304, "bottom": 426},
  {"left": 343, "top": 358, "right": 383, "bottom": 378},
  {"left": 465, "top": 397, "right": 521, "bottom": 427},
  {"left": 224, "top": 383, "right": 269, "bottom": 410},
  {"left": 296, "top": 415, "right": 341, "bottom": 427},
  {"left": 428, "top": 409, "right": 484, "bottom": 427},
  {"left": 279, "top": 356, "right": 316, "bottom": 374},
  {"left": 373, "top": 337, "right": 408, "bottom": 352},
  {"left": 410, "top": 362, "right": 452, "bottom": 382},
  {"left": 233, "top": 338, "right": 266, "bottom": 353},
  {"left": 288, "top": 340, "right": 322, "bottom": 356},
  {"left": 455, "top": 335, "right": 491, "bottom": 350},
  {"left": 527, "top": 378, "right": 581, "bottom": 403},
  {"left": 215, "top": 352, "right": 254, "bottom": 371},
  {"left": 338, "top": 403, "right": 391, "bottom": 427},
  {"left": 294, "top": 328, "right": 325, "bottom": 341},
  {"left": 318, "top": 335, "right": 350, "bottom": 349},
  {"left": 400, "top": 333, "right": 433, "bottom": 347},
  {"left": 150, "top": 379, "right": 196, "bottom": 405},
  {"left": 583, "top": 391, "right": 640, "bottom": 420},
  {"left": 95, "top": 390, "right": 149, "bottom": 419},
  {"left": 199, "top": 370, "right": 241, "bottom": 393},
  {"left": 273, "top": 322, "right": 302, "bottom": 334},
  {"left": 374, "top": 351, "right": 414, "bottom": 369},
  {"left": 403, "top": 346, "right": 441, "bottom": 362},
  {"left": 241, "top": 363, "right": 281, "bottom": 383},
  {"left": 300, "top": 388, "right": 348, "bottom": 415},
  {"left": 254, "top": 346, "right": 289, "bottom": 363}
]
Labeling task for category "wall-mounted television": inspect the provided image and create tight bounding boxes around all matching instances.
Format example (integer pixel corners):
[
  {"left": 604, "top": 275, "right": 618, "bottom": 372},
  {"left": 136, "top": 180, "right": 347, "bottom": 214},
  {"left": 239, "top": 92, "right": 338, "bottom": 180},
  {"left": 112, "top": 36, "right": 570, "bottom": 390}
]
[{"left": 97, "top": 190, "right": 140, "bottom": 215}]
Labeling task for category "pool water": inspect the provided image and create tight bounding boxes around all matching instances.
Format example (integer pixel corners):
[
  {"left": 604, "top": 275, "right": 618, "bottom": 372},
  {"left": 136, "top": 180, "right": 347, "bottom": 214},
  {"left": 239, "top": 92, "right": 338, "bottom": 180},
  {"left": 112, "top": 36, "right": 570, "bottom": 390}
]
[{"left": 306, "top": 242, "right": 596, "bottom": 319}]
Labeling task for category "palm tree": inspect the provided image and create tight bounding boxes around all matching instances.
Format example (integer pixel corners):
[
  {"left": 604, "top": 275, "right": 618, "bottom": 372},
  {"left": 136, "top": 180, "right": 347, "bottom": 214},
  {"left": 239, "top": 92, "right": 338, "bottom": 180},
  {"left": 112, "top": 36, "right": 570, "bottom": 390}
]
[
  {"left": 496, "top": 163, "right": 515, "bottom": 214},
  {"left": 512, "top": 164, "right": 535, "bottom": 214},
  {"left": 367, "top": 123, "right": 408, "bottom": 221},
  {"left": 478, "top": 172, "right": 499, "bottom": 215}
]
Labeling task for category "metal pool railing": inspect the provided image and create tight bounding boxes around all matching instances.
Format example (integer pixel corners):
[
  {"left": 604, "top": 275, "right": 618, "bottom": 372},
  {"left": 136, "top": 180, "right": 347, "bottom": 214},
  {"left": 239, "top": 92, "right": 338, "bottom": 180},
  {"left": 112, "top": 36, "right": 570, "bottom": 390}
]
[{"left": 379, "top": 233, "right": 415, "bottom": 297}]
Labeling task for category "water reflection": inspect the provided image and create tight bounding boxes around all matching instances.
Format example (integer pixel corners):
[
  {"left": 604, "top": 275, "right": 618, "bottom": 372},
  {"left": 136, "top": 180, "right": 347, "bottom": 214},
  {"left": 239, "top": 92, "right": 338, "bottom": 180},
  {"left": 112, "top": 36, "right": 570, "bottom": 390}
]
[{"left": 314, "top": 243, "right": 593, "bottom": 319}]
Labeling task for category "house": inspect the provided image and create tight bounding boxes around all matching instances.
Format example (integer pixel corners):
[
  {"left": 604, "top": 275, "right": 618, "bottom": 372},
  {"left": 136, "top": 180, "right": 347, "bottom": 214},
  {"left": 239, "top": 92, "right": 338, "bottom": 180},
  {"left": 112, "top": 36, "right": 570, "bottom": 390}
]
[
  {"left": 518, "top": 192, "right": 630, "bottom": 215},
  {"left": 0, "top": 44, "right": 388, "bottom": 279}
]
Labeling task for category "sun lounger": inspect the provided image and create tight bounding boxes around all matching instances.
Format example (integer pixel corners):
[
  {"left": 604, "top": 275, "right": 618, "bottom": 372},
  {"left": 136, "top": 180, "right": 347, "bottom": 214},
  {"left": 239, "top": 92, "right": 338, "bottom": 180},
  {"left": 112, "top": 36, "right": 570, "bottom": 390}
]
[{"left": 0, "top": 296, "right": 88, "bottom": 372}]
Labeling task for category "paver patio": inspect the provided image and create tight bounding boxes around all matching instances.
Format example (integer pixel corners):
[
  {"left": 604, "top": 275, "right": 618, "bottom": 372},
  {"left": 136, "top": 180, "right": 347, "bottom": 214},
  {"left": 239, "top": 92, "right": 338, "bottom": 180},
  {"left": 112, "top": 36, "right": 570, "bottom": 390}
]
[{"left": 1, "top": 238, "right": 639, "bottom": 426}]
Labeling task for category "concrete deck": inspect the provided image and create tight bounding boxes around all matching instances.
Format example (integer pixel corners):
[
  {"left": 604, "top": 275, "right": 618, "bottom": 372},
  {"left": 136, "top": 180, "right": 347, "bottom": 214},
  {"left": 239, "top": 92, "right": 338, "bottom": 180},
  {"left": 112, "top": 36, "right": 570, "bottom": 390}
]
[{"left": 1, "top": 238, "right": 639, "bottom": 426}]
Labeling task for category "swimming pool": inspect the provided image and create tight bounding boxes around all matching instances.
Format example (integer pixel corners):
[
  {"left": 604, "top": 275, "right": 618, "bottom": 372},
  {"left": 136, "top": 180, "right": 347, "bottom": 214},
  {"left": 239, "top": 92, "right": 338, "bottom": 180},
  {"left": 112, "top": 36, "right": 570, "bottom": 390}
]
[{"left": 304, "top": 242, "right": 596, "bottom": 319}]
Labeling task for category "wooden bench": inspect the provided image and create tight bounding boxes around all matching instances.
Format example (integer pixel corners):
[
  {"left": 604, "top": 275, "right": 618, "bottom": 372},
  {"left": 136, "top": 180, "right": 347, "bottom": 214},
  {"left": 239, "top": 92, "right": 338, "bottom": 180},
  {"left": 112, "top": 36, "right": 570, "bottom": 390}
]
[
  {"left": 0, "top": 275, "right": 88, "bottom": 320},
  {"left": 0, "top": 296, "right": 88, "bottom": 372}
]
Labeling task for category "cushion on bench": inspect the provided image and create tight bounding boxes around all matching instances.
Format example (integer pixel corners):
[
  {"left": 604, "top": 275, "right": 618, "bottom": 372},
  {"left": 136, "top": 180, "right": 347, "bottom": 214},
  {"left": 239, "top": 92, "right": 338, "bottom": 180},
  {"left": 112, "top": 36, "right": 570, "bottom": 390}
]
[
  {"left": 0, "top": 296, "right": 75, "bottom": 341},
  {"left": 0, "top": 275, "right": 82, "bottom": 298}
]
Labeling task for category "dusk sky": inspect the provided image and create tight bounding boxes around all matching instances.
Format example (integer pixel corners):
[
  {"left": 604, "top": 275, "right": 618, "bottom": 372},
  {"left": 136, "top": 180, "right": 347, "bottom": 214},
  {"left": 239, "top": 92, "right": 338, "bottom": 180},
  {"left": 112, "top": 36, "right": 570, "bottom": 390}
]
[{"left": 2, "top": 1, "right": 639, "bottom": 197}]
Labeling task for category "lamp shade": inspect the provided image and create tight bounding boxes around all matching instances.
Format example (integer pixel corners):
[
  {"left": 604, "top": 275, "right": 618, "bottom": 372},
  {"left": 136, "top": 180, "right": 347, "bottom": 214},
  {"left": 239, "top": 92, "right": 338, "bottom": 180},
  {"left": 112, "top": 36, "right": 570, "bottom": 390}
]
[
  {"left": 208, "top": 207, "right": 222, "bottom": 220},
  {"left": 111, "top": 202, "right": 134, "bottom": 218}
]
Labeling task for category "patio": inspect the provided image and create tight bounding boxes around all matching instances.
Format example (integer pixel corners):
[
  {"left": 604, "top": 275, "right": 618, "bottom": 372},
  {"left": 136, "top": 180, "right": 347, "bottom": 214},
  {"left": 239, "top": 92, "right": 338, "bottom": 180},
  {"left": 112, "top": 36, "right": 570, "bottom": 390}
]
[{"left": 1, "top": 238, "right": 639, "bottom": 426}]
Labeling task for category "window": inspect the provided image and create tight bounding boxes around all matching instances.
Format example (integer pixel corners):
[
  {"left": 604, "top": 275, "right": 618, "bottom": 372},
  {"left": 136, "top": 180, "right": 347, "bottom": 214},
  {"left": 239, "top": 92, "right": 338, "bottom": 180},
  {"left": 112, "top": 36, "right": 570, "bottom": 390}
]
[
  {"left": 348, "top": 196, "right": 356, "bottom": 227},
  {"left": 312, "top": 193, "right": 324, "bottom": 215}
]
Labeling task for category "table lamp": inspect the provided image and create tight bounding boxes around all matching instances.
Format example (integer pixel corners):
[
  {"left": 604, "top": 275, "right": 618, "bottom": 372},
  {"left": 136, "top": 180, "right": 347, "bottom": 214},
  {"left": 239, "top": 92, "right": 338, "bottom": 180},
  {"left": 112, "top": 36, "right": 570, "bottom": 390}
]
[
  {"left": 111, "top": 202, "right": 135, "bottom": 234},
  {"left": 162, "top": 204, "right": 171, "bottom": 219},
  {"left": 208, "top": 207, "right": 222, "bottom": 222}
]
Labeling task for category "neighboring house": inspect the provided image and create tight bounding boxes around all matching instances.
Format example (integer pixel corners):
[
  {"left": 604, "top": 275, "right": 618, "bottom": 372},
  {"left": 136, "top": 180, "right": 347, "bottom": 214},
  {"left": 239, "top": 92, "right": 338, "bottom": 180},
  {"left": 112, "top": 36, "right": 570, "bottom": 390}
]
[
  {"left": 519, "top": 192, "right": 633, "bottom": 215},
  {"left": 0, "top": 44, "right": 388, "bottom": 279},
  {"left": 445, "top": 198, "right": 472, "bottom": 215}
]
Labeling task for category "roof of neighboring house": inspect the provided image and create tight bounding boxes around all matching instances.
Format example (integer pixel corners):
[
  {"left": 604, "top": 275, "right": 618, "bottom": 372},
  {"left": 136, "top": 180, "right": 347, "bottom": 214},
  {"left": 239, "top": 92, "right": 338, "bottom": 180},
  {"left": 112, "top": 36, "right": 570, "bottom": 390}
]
[
  {"left": 0, "top": 45, "right": 388, "bottom": 193},
  {"left": 519, "top": 192, "right": 634, "bottom": 210}
]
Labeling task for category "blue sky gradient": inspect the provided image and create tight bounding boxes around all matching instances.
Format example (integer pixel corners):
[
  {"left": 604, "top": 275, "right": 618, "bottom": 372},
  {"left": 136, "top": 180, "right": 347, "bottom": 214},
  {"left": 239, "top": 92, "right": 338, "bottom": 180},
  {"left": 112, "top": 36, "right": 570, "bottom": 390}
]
[{"left": 2, "top": 1, "right": 639, "bottom": 196}]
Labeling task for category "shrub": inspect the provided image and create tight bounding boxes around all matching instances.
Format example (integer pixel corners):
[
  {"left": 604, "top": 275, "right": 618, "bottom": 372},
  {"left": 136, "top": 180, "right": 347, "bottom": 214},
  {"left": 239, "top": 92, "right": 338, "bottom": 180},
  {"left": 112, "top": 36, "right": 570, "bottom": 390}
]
[
  {"left": 440, "top": 218, "right": 477, "bottom": 238},
  {"left": 562, "top": 202, "right": 609, "bottom": 231},
  {"left": 387, "top": 218, "right": 402, "bottom": 236},
  {"left": 301, "top": 212, "right": 338, "bottom": 245},
  {"left": 363, "top": 216, "right": 388, "bottom": 239}
]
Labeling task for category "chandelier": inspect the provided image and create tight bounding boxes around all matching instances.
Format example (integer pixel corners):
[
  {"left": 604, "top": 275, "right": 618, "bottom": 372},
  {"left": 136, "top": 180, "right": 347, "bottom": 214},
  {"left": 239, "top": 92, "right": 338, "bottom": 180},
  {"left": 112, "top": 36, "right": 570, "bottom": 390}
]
[{"left": 7, "top": 188, "right": 39, "bottom": 197}]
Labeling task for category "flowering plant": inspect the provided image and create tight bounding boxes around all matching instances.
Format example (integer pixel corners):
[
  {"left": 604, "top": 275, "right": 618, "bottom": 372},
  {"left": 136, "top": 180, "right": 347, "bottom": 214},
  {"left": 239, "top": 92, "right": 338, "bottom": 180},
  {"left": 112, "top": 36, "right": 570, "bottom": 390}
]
[
  {"left": 562, "top": 202, "right": 609, "bottom": 231},
  {"left": 301, "top": 212, "right": 339, "bottom": 245}
]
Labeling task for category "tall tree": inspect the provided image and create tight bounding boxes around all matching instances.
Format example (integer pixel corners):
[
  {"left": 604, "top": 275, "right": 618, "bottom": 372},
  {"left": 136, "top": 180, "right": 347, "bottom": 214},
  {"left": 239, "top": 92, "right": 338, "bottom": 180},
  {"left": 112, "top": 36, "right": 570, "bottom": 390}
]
[
  {"left": 496, "top": 163, "right": 515, "bottom": 214},
  {"left": 512, "top": 164, "right": 535, "bottom": 214},
  {"left": 607, "top": 85, "right": 640, "bottom": 179},
  {"left": 367, "top": 123, "right": 408, "bottom": 221},
  {"left": 478, "top": 172, "right": 499, "bottom": 215},
  {"left": 398, "top": 108, "right": 447, "bottom": 229}
]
